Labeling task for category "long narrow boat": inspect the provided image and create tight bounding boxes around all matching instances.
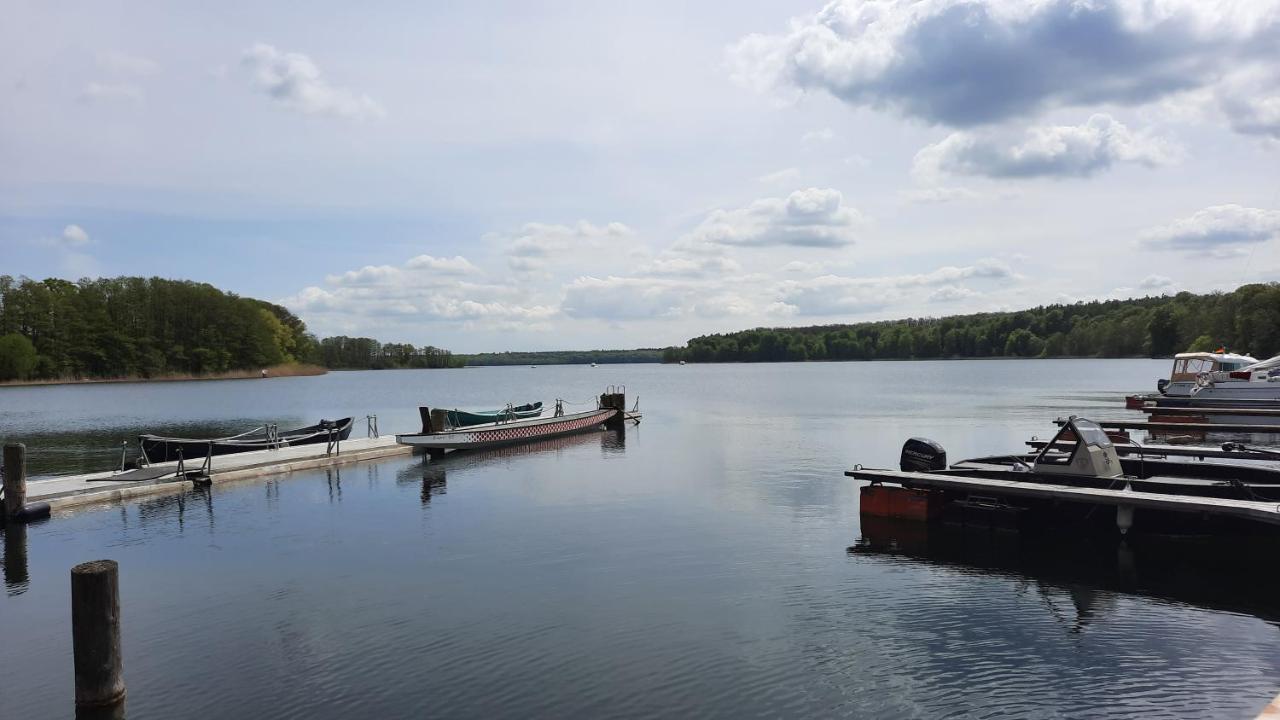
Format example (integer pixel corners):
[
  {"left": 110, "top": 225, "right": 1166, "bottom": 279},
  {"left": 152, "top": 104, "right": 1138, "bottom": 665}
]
[
  {"left": 397, "top": 407, "right": 617, "bottom": 454},
  {"left": 140, "top": 417, "right": 353, "bottom": 462},
  {"left": 444, "top": 402, "right": 543, "bottom": 428}
]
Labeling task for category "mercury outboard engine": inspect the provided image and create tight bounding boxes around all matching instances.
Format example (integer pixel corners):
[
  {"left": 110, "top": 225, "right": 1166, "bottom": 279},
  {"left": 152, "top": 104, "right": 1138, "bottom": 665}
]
[
  {"left": 1156, "top": 378, "right": 1169, "bottom": 394},
  {"left": 900, "top": 437, "right": 946, "bottom": 472}
]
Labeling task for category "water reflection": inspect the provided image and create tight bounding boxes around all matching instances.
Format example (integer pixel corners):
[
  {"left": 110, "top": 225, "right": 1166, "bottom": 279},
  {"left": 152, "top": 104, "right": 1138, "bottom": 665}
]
[
  {"left": 602, "top": 428, "right": 626, "bottom": 454},
  {"left": 325, "top": 467, "right": 342, "bottom": 503},
  {"left": 2, "top": 522, "right": 29, "bottom": 596},
  {"left": 76, "top": 700, "right": 126, "bottom": 720},
  {"left": 850, "top": 515, "right": 1280, "bottom": 627},
  {"left": 420, "top": 466, "right": 447, "bottom": 506},
  {"left": 135, "top": 485, "right": 215, "bottom": 533}
]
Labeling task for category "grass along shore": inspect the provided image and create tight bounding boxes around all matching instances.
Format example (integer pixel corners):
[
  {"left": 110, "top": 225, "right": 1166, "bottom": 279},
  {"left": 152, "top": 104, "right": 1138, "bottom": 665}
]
[{"left": 0, "top": 363, "right": 327, "bottom": 388}]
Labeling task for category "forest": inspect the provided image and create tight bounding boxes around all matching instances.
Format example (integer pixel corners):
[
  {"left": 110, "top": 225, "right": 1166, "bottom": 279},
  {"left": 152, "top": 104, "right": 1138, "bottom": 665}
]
[
  {"left": 318, "top": 336, "right": 462, "bottom": 370},
  {"left": 0, "top": 276, "right": 460, "bottom": 381},
  {"left": 465, "top": 349, "right": 662, "bottom": 366},
  {"left": 662, "top": 283, "right": 1280, "bottom": 364}
]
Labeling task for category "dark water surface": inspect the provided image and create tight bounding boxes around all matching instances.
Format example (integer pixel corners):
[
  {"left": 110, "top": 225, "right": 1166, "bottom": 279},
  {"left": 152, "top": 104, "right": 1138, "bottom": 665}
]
[{"left": 2, "top": 360, "right": 1279, "bottom": 718}]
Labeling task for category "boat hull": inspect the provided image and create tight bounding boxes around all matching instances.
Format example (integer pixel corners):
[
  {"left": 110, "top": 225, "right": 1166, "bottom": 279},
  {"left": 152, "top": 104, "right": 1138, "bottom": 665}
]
[
  {"left": 397, "top": 408, "right": 616, "bottom": 451},
  {"left": 140, "top": 418, "right": 354, "bottom": 462}
]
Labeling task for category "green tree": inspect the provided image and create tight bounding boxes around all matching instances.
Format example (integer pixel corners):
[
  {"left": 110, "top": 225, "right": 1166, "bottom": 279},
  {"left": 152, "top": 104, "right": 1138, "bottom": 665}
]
[
  {"left": 0, "top": 332, "right": 38, "bottom": 380},
  {"left": 1187, "top": 334, "right": 1217, "bottom": 353}
]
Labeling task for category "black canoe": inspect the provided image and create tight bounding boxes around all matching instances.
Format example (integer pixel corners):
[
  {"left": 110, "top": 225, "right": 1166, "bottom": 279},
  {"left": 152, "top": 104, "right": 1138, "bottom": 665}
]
[{"left": 139, "top": 417, "right": 354, "bottom": 463}]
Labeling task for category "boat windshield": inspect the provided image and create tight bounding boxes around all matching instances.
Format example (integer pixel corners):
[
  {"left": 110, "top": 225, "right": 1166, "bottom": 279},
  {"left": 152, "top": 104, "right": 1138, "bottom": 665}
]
[{"left": 1073, "top": 420, "right": 1112, "bottom": 448}]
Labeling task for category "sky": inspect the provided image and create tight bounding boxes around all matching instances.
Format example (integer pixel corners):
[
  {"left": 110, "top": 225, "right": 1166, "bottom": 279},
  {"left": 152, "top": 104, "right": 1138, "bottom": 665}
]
[{"left": 2, "top": 0, "right": 1279, "bottom": 353}]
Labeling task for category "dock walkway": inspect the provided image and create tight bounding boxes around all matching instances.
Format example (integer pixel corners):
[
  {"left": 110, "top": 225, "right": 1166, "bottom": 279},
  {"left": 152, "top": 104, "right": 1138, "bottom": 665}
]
[{"left": 26, "top": 436, "right": 412, "bottom": 512}]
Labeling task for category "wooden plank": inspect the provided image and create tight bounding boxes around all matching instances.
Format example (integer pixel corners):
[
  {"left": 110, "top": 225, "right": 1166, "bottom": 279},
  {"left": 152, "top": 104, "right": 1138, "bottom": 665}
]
[
  {"left": 1141, "top": 405, "right": 1280, "bottom": 417},
  {"left": 844, "top": 468, "right": 1280, "bottom": 525}
]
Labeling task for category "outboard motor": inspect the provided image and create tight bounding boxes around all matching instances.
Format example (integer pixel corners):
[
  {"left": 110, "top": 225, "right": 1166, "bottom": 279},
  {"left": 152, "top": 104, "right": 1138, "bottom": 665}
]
[
  {"left": 900, "top": 438, "right": 946, "bottom": 472},
  {"left": 1156, "top": 378, "right": 1169, "bottom": 394}
]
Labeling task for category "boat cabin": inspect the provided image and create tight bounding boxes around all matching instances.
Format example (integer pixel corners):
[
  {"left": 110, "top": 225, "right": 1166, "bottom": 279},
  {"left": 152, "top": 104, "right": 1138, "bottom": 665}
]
[
  {"left": 1032, "top": 417, "right": 1123, "bottom": 479},
  {"left": 1159, "top": 351, "right": 1257, "bottom": 396}
]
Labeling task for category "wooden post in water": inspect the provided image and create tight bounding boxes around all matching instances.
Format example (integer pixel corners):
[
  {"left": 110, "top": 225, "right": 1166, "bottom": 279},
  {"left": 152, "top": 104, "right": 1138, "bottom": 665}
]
[
  {"left": 71, "top": 560, "right": 125, "bottom": 709},
  {"left": 599, "top": 392, "right": 627, "bottom": 431},
  {"left": 3, "top": 443, "right": 27, "bottom": 521}
]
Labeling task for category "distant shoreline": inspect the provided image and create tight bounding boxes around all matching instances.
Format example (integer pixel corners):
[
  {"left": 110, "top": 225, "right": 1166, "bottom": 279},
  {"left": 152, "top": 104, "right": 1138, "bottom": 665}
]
[{"left": 0, "top": 363, "right": 327, "bottom": 389}]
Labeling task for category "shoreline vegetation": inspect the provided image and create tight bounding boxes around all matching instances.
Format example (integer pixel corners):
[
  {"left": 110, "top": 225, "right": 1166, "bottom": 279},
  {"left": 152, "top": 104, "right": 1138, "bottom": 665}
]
[
  {"left": 660, "top": 283, "right": 1280, "bottom": 365},
  {"left": 0, "top": 363, "right": 327, "bottom": 388},
  {"left": 0, "top": 275, "right": 462, "bottom": 383}
]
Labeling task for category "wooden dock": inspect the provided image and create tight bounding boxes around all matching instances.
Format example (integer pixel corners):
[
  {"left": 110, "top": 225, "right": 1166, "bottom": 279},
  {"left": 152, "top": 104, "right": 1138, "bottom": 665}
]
[
  {"left": 844, "top": 469, "right": 1280, "bottom": 526},
  {"left": 25, "top": 436, "right": 413, "bottom": 513},
  {"left": 1055, "top": 417, "right": 1280, "bottom": 434}
]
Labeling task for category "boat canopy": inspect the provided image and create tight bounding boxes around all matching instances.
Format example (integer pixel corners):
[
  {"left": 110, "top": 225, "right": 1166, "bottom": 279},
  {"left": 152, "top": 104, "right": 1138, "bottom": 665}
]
[
  {"left": 1242, "top": 354, "right": 1280, "bottom": 373},
  {"left": 1169, "top": 352, "right": 1257, "bottom": 382}
]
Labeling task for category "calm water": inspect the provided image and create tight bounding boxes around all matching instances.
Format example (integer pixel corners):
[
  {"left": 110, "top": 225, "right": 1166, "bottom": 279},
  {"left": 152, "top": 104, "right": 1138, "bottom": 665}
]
[{"left": 2, "top": 360, "right": 1279, "bottom": 719}]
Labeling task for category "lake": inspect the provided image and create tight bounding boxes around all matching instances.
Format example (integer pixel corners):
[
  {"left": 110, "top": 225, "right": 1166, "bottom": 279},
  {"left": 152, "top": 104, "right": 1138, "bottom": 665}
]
[{"left": 1, "top": 359, "right": 1278, "bottom": 718}]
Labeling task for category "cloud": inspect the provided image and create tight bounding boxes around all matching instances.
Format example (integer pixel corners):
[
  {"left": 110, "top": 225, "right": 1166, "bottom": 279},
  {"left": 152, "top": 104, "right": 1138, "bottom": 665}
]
[
  {"left": 681, "top": 187, "right": 863, "bottom": 249},
  {"left": 914, "top": 114, "right": 1179, "bottom": 180},
  {"left": 405, "top": 255, "right": 478, "bottom": 274},
  {"left": 1138, "top": 274, "right": 1174, "bottom": 289},
  {"left": 1217, "top": 71, "right": 1280, "bottom": 140},
  {"left": 782, "top": 260, "right": 824, "bottom": 273},
  {"left": 500, "top": 220, "right": 634, "bottom": 272},
  {"left": 61, "top": 224, "right": 90, "bottom": 246},
  {"left": 562, "top": 276, "right": 690, "bottom": 320},
  {"left": 289, "top": 252, "right": 552, "bottom": 327},
  {"left": 776, "top": 259, "right": 1017, "bottom": 315},
  {"left": 928, "top": 285, "right": 980, "bottom": 303},
  {"left": 728, "top": 0, "right": 1280, "bottom": 128},
  {"left": 241, "top": 43, "right": 385, "bottom": 120},
  {"left": 80, "top": 82, "right": 143, "bottom": 103},
  {"left": 636, "top": 255, "right": 742, "bottom": 278},
  {"left": 1140, "top": 205, "right": 1280, "bottom": 255}
]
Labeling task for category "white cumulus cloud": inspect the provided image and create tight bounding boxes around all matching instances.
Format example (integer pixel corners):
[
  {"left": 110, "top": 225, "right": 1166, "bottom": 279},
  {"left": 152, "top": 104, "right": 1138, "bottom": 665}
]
[
  {"left": 405, "top": 255, "right": 479, "bottom": 274},
  {"left": 1139, "top": 205, "right": 1280, "bottom": 256},
  {"left": 61, "top": 224, "right": 90, "bottom": 246},
  {"left": 914, "top": 114, "right": 1180, "bottom": 180},
  {"left": 242, "top": 43, "right": 386, "bottom": 121},
  {"left": 681, "top": 187, "right": 863, "bottom": 249}
]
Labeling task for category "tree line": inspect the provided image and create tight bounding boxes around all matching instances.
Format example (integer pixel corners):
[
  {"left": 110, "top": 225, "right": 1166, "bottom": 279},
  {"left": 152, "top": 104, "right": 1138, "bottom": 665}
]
[
  {"left": 661, "top": 283, "right": 1280, "bottom": 364},
  {"left": 318, "top": 336, "right": 462, "bottom": 370},
  {"left": 464, "top": 349, "right": 663, "bottom": 366},
  {"left": 0, "top": 276, "right": 462, "bottom": 381}
]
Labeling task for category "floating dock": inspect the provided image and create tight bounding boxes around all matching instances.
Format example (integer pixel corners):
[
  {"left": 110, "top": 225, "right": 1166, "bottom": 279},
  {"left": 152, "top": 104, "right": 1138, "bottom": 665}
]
[{"left": 23, "top": 436, "right": 412, "bottom": 513}]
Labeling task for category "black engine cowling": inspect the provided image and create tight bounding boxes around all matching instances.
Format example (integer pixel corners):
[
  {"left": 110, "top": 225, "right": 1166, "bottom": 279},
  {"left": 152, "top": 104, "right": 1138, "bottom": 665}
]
[{"left": 900, "top": 438, "right": 946, "bottom": 472}]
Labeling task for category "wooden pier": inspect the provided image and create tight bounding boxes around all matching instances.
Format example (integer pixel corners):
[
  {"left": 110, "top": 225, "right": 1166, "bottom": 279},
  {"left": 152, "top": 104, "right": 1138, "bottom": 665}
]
[
  {"left": 22, "top": 436, "right": 412, "bottom": 514},
  {"left": 845, "top": 468, "right": 1280, "bottom": 527},
  {"left": 1055, "top": 417, "right": 1280, "bottom": 434}
]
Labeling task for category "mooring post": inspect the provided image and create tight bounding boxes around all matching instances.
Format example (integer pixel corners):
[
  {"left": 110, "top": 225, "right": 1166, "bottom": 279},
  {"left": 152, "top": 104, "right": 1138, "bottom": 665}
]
[
  {"left": 600, "top": 392, "right": 627, "bottom": 431},
  {"left": 430, "top": 409, "right": 449, "bottom": 434},
  {"left": 3, "top": 443, "right": 28, "bottom": 521},
  {"left": 71, "top": 560, "right": 125, "bottom": 709}
]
